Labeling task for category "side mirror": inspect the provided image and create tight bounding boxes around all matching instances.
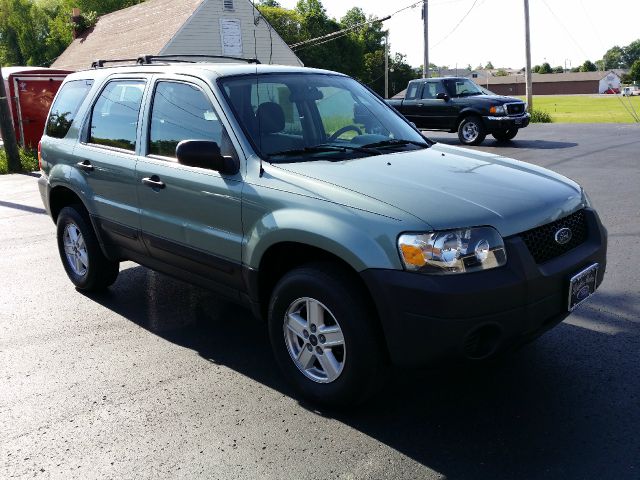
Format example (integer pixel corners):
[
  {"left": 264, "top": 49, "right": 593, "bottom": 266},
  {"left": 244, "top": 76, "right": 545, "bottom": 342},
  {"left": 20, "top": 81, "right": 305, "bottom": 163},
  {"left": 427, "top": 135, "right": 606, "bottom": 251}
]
[
  {"left": 436, "top": 92, "right": 450, "bottom": 101},
  {"left": 175, "top": 140, "right": 239, "bottom": 175}
]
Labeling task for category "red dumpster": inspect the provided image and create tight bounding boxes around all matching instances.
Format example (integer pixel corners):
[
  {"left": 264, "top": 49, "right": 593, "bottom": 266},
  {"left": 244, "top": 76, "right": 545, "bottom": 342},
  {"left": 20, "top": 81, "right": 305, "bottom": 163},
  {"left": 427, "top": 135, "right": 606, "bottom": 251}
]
[{"left": 2, "top": 67, "right": 72, "bottom": 148}]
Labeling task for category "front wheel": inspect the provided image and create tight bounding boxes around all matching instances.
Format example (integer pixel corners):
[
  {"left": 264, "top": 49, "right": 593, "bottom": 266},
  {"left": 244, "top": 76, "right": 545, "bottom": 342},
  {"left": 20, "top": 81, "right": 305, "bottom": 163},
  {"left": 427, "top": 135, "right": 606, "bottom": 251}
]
[
  {"left": 56, "top": 205, "right": 119, "bottom": 291},
  {"left": 268, "top": 263, "right": 386, "bottom": 407},
  {"left": 492, "top": 128, "right": 519, "bottom": 141},
  {"left": 457, "top": 116, "right": 487, "bottom": 145}
]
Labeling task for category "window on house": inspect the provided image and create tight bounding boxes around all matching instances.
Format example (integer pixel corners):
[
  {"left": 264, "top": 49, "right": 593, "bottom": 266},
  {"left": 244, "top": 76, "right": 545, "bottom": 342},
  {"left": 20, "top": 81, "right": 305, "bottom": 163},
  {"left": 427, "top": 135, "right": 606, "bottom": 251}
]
[{"left": 223, "top": 0, "right": 234, "bottom": 10}]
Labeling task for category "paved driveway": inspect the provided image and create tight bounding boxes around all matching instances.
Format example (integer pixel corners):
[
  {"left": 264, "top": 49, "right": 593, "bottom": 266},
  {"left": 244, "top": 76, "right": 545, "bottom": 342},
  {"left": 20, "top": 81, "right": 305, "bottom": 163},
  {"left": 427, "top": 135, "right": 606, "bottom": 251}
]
[{"left": 1, "top": 124, "right": 639, "bottom": 479}]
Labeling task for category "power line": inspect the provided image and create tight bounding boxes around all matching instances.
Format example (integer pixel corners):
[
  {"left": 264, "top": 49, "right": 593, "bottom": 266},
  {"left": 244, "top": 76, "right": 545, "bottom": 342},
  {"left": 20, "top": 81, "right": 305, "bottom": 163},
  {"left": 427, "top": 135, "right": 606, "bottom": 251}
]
[
  {"left": 431, "top": 0, "right": 483, "bottom": 49},
  {"left": 291, "top": 15, "right": 391, "bottom": 50},
  {"left": 539, "top": 0, "right": 590, "bottom": 60}
]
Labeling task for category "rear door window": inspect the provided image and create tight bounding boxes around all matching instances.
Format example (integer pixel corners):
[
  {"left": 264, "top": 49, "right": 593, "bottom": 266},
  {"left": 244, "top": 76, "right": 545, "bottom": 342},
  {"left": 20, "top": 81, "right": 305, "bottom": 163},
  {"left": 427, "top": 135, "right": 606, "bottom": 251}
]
[
  {"left": 88, "top": 80, "right": 145, "bottom": 151},
  {"left": 45, "top": 80, "right": 93, "bottom": 139},
  {"left": 405, "top": 82, "right": 419, "bottom": 100}
]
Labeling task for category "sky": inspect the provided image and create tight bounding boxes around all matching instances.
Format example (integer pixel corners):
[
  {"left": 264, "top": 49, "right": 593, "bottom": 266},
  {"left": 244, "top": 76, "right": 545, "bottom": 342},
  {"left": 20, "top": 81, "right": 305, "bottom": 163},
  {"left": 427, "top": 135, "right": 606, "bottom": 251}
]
[{"left": 276, "top": 0, "right": 638, "bottom": 70}]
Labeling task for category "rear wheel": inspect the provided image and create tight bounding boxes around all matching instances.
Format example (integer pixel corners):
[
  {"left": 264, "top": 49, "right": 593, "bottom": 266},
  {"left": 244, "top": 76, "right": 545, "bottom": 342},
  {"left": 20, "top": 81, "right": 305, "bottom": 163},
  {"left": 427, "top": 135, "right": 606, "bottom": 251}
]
[
  {"left": 268, "top": 263, "right": 386, "bottom": 407},
  {"left": 457, "top": 116, "right": 486, "bottom": 145},
  {"left": 492, "top": 128, "right": 518, "bottom": 141},
  {"left": 56, "top": 205, "right": 119, "bottom": 291}
]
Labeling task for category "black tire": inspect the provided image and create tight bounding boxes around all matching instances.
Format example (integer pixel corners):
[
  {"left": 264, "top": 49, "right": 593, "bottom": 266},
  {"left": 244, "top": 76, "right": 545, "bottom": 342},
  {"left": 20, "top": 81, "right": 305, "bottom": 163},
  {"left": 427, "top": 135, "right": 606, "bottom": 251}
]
[
  {"left": 267, "top": 263, "right": 386, "bottom": 407},
  {"left": 457, "top": 115, "right": 487, "bottom": 145},
  {"left": 56, "top": 205, "right": 119, "bottom": 291},
  {"left": 492, "top": 128, "right": 518, "bottom": 141}
]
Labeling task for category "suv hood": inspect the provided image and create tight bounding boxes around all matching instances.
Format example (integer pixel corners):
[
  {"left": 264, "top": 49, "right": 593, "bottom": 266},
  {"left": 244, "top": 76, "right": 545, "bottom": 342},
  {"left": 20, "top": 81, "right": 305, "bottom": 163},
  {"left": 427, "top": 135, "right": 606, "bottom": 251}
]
[{"left": 275, "top": 144, "right": 585, "bottom": 237}]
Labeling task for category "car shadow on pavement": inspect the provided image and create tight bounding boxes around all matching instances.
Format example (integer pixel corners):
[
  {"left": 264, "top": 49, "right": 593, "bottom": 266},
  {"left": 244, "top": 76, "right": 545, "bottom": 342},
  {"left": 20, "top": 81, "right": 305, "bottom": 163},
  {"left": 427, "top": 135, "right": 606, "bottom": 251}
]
[
  {"left": 83, "top": 264, "right": 639, "bottom": 480},
  {"left": 427, "top": 136, "right": 578, "bottom": 150}
]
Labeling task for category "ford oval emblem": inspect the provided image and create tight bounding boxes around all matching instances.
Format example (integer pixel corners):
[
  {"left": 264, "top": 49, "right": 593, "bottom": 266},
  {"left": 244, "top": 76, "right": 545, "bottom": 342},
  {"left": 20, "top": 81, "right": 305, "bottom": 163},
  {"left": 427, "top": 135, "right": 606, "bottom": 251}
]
[
  {"left": 577, "top": 285, "right": 590, "bottom": 301},
  {"left": 554, "top": 227, "right": 572, "bottom": 245}
]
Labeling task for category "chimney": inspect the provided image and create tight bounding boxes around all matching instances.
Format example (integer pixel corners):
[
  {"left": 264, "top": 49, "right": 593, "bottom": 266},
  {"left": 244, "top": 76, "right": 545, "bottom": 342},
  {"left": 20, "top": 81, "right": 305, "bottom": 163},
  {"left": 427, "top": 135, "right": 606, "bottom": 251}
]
[{"left": 71, "top": 8, "right": 81, "bottom": 39}]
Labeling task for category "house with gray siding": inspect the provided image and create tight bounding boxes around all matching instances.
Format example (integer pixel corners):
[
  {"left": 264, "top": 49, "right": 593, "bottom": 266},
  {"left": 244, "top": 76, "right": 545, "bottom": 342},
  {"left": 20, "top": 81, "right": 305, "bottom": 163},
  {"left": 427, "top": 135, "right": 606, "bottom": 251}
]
[{"left": 52, "top": 0, "right": 302, "bottom": 71}]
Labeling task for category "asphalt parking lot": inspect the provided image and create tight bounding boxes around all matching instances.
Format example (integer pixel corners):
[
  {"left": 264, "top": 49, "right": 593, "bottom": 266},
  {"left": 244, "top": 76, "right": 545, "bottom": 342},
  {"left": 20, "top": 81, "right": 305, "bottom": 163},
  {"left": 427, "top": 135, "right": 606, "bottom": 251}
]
[{"left": 1, "top": 123, "right": 639, "bottom": 479}]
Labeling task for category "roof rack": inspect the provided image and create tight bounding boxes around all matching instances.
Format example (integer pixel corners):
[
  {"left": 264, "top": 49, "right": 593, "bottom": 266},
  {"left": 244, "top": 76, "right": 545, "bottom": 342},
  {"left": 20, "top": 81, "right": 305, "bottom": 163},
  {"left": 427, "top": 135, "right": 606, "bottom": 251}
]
[
  {"left": 90, "top": 54, "right": 261, "bottom": 69},
  {"left": 136, "top": 54, "right": 260, "bottom": 65},
  {"left": 91, "top": 58, "right": 138, "bottom": 68}
]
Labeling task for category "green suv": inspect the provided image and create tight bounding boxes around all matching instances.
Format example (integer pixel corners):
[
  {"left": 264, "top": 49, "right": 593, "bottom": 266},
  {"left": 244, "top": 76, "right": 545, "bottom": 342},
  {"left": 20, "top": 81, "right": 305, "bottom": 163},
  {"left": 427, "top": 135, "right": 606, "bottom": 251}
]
[{"left": 38, "top": 57, "right": 607, "bottom": 406}]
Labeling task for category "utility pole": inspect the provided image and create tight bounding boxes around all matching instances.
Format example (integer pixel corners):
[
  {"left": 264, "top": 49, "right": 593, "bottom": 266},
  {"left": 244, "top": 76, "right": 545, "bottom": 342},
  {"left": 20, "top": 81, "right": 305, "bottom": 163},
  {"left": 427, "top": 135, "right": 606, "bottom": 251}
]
[
  {"left": 524, "top": 0, "right": 533, "bottom": 112},
  {"left": 422, "top": 0, "right": 429, "bottom": 78},
  {"left": 0, "top": 66, "right": 21, "bottom": 172},
  {"left": 385, "top": 33, "right": 389, "bottom": 99}
]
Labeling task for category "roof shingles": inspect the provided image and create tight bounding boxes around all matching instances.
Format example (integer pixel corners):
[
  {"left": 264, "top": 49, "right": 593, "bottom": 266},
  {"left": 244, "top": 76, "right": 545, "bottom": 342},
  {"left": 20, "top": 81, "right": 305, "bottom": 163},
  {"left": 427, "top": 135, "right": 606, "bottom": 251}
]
[{"left": 52, "top": 0, "right": 204, "bottom": 71}]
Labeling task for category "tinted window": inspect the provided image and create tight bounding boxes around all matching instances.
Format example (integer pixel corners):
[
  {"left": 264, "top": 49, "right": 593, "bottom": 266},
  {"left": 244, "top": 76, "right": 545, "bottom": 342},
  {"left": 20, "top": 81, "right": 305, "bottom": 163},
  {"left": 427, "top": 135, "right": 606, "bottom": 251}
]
[
  {"left": 221, "top": 73, "right": 427, "bottom": 161},
  {"left": 421, "top": 82, "right": 446, "bottom": 99},
  {"left": 45, "top": 80, "right": 93, "bottom": 139},
  {"left": 405, "top": 82, "right": 419, "bottom": 100},
  {"left": 89, "top": 80, "right": 145, "bottom": 151},
  {"left": 149, "top": 81, "right": 235, "bottom": 161}
]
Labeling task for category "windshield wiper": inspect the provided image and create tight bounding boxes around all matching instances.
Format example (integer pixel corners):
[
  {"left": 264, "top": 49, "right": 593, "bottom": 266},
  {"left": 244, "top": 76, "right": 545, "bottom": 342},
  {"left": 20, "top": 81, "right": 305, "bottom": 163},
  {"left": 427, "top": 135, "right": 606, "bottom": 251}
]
[
  {"left": 360, "top": 139, "right": 430, "bottom": 149},
  {"left": 267, "top": 144, "right": 379, "bottom": 158}
]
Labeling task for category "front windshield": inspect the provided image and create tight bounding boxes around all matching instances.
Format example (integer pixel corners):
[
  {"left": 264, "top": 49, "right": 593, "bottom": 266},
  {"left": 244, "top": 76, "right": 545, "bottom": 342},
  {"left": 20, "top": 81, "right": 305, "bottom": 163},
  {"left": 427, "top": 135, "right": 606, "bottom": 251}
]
[
  {"left": 219, "top": 73, "right": 428, "bottom": 162},
  {"left": 443, "top": 78, "right": 484, "bottom": 97}
]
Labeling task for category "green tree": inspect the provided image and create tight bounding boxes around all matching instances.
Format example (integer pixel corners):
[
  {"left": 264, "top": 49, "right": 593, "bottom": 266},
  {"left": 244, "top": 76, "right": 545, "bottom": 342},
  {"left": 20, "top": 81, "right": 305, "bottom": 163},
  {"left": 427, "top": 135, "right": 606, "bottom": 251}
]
[
  {"left": 485, "top": 61, "right": 494, "bottom": 69},
  {"left": 622, "top": 39, "right": 640, "bottom": 68},
  {"left": 538, "top": 62, "right": 552, "bottom": 74},
  {"left": 532, "top": 65, "right": 540, "bottom": 73},
  {"left": 579, "top": 60, "right": 597, "bottom": 72},
  {"left": 630, "top": 59, "right": 640, "bottom": 82},
  {"left": 494, "top": 68, "right": 508, "bottom": 76},
  {"left": 603, "top": 45, "right": 625, "bottom": 69},
  {"left": 553, "top": 65, "right": 564, "bottom": 73},
  {"left": 259, "top": 0, "right": 281, "bottom": 6}
]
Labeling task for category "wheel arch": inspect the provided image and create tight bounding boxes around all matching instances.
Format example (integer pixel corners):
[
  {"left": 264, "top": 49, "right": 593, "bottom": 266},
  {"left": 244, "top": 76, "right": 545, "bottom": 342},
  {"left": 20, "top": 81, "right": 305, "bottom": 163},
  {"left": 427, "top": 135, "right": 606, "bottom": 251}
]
[
  {"left": 254, "top": 241, "right": 390, "bottom": 358},
  {"left": 455, "top": 108, "right": 484, "bottom": 129},
  {"left": 49, "top": 184, "right": 114, "bottom": 260}
]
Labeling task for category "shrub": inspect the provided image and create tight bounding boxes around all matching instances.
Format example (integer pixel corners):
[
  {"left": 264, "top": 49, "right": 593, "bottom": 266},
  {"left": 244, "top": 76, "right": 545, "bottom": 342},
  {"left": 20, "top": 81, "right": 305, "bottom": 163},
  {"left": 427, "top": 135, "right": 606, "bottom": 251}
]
[
  {"left": 530, "top": 109, "right": 553, "bottom": 123},
  {"left": 0, "top": 147, "right": 39, "bottom": 174}
]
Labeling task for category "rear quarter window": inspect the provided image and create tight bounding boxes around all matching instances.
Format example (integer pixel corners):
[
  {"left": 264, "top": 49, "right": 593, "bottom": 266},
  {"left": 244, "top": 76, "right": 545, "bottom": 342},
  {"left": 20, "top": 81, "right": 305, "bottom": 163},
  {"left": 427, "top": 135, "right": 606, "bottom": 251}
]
[{"left": 45, "top": 80, "right": 93, "bottom": 139}]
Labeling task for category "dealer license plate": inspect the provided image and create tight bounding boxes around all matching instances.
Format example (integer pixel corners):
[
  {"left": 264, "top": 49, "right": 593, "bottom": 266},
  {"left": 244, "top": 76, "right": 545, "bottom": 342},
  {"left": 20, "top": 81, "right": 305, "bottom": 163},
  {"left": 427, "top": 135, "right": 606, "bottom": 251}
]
[{"left": 568, "top": 263, "right": 599, "bottom": 311}]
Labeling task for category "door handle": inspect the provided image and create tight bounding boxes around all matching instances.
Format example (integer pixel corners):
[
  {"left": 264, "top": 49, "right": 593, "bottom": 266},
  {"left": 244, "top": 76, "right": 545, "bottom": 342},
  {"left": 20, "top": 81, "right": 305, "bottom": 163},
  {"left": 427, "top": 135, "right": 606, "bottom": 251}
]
[
  {"left": 142, "top": 175, "right": 166, "bottom": 189},
  {"left": 417, "top": 103, "right": 425, "bottom": 107},
  {"left": 76, "top": 160, "right": 94, "bottom": 172}
]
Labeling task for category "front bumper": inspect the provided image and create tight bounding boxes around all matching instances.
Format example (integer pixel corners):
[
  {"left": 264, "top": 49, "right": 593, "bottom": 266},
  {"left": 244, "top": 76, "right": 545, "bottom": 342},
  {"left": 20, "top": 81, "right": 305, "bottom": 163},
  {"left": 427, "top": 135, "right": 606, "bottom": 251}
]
[
  {"left": 361, "top": 208, "right": 607, "bottom": 367},
  {"left": 484, "top": 113, "right": 530, "bottom": 131}
]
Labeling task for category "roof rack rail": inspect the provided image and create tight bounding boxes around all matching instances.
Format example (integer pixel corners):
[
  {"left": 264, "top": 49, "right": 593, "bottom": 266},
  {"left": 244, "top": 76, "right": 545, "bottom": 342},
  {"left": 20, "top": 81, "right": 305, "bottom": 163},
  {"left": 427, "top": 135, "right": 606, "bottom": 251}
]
[
  {"left": 136, "top": 54, "right": 261, "bottom": 65},
  {"left": 91, "top": 58, "right": 138, "bottom": 68}
]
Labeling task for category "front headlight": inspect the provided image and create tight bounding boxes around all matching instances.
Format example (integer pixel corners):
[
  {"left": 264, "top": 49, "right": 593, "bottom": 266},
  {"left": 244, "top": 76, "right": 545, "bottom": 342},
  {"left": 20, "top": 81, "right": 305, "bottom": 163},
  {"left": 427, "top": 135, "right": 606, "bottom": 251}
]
[
  {"left": 489, "top": 105, "right": 506, "bottom": 115},
  {"left": 398, "top": 227, "right": 507, "bottom": 274}
]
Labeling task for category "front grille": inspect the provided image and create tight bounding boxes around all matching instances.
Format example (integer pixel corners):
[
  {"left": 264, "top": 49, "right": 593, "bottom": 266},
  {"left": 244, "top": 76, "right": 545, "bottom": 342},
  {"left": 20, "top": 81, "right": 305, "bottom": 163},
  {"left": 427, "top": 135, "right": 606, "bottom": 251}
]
[
  {"left": 520, "top": 209, "right": 588, "bottom": 264},
  {"left": 506, "top": 103, "right": 525, "bottom": 115}
]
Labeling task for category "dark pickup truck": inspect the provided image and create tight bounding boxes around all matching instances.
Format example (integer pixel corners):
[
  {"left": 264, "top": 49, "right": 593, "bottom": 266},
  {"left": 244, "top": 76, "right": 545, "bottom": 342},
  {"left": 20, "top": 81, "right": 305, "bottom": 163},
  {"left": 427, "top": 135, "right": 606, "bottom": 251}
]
[{"left": 387, "top": 77, "right": 530, "bottom": 145}]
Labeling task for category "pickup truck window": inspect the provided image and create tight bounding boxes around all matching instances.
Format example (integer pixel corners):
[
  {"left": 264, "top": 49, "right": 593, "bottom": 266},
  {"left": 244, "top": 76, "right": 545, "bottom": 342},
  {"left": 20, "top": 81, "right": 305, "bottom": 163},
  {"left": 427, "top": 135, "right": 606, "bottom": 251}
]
[
  {"left": 421, "top": 81, "right": 446, "bottom": 99},
  {"left": 220, "top": 73, "right": 427, "bottom": 162},
  {"left": 406, "top": 82, "right": 419, "bottom": 100},
  {"left": 442, "top": 78, "right": 483, "bottom": 98}
]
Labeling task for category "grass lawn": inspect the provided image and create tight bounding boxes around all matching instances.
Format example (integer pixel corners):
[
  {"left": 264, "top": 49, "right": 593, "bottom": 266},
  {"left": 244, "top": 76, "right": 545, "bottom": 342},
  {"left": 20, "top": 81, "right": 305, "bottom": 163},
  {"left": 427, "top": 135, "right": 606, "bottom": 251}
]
[{"left": 520, "top": 95, "right": 640, "bottom": 123}]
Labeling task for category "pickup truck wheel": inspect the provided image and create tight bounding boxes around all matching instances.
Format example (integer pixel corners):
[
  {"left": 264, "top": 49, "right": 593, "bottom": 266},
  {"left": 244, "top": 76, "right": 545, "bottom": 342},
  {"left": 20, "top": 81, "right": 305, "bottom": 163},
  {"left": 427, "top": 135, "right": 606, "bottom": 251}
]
[
  {"left": 458, "top": 116, "right": 486, "bottom": 145},
  {"left": 56, "top": 205, "right": 119, "bottom": 291},
  {"left": 492, "top": 128, "right": 518, "bottom": 141},
  {"left": 268, "top": 263, "right": 385, "bottom": 407}
]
